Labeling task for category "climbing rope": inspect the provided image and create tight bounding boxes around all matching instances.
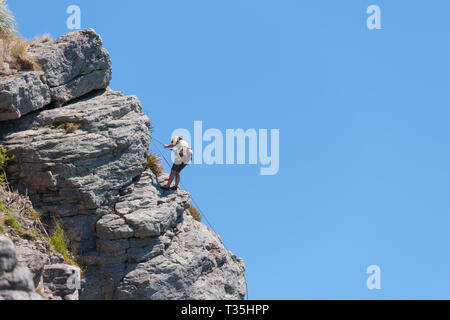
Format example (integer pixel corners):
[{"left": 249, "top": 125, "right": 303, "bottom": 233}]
[{"left": 151, "top": 137, "right": 249, "bottom": 300}]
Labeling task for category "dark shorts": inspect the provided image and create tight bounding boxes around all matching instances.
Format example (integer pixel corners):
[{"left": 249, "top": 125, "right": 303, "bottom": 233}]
[{"left": 172, "top": 162, "right": 187, "bottom": 173}]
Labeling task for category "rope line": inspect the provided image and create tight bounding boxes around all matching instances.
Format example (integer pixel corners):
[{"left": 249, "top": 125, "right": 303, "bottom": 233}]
[{"left": 151, "top": 137, "right": 249, "bottom": 300}]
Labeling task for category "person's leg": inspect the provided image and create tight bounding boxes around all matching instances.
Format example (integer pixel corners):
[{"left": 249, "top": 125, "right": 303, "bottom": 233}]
[
  {"left": 172, "top": 163, "right": 187, "bottom": 189},
  {"left": 174, "top": 172, "right": 180, "bottom": 188},
  {"left": 164, "top": 169, "right": 176, "bottom": 189}
]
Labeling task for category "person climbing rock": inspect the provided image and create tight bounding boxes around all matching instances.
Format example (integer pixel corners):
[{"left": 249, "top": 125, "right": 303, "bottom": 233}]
[{"left": 162, "top": 136, "right": 192, "bottom": 190}]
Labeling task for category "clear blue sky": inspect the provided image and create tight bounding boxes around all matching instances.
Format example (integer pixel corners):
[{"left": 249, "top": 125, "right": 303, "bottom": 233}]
[{"left": 11, "top": 1, "right": 450, "bottom": 299}]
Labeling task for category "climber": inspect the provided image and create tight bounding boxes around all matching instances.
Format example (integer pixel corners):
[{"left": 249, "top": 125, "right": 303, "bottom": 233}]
[{"left": 162, "top": 136, "right": 192, "bottom": 190}]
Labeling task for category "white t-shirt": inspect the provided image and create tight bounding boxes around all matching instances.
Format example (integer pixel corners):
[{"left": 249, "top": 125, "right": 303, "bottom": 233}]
[
  {"left": 173, "top": 139, "right": 191, "bottom": 164},
  {"left": 175, "top": 139, "right": 189, "bottom": 150}
]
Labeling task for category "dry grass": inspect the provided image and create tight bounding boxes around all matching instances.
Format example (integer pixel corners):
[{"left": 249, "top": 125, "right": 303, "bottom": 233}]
[
  {"left": 63, "top": 123, "right": 81, "bottom": 134},
  {"left": 146, "top": 153, "right": 165, "bottom": 176},
  {"left": 188, "top": 206, "right": 202, "bottom": 222},
  {"left": 29, "top": 34, "right": 51, "bottom": 45},
  {"left": 42, "top": 122, "right": 81, "bottom": 134},
  {"left": 0, "top": 32, "right": 51, "bottom": 76}
]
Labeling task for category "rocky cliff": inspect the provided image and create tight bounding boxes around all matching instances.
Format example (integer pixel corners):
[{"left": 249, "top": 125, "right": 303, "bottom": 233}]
[
  {"left": 0, "top": 29, "right": 246, "bottom": 300},
  {"left": 0, "top": 236, "right": 42, "bottom": 300}
]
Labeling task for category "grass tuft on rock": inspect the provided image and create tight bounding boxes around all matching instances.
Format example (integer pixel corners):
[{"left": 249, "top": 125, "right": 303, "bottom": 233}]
[
  {"left": 188, "top": 206, "right": 202, "bottom": 222},
  {"left": 48, "top": 221, "right": 85, "bottom": 271},
  {"left": 5, "top": 211, "right": 22, "bottom": 234},
  {"left": 49, "top": 222, "right": 69, "bottom": 260},
  {"left": 63, "top": 123, "right": 81, "bottom": 134},
  {"left": 146, "top": 153, "right": 164, "bottom": 176},
  {"left": 42, "top": 122, "right": 81, "bottom": 134}
]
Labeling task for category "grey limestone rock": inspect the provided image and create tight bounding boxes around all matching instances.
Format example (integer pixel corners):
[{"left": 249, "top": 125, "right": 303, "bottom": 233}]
[
  {"left": 15, "top": 240, "right": 65, "bottom": 290},
  {"left": 27, "top": 29, "right": 112, "bottom": 105},
  {"left": 2, "top": 89, "right": 151, "bottom": 252},
  {"left": 0, "top": 236, "right": 42, "bottom": 300},
  {"left": 0, "top": 29, "right": 111, "bottom": 122},
  {"left": 0, "top": 71, "right": 51, "bottom": 121},
  {"left": 43, "top": 264, "right": 81, "bottom": 300}
]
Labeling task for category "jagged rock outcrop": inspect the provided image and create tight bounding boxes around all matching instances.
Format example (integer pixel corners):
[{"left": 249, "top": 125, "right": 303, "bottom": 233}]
[
  {"left": 0, "top": 29, "right": 111, "bottom": 122},
  {"left": 27, "top": 28, "right": 112, "bottom": 106},
  {"left": 0, "top": 28, "right": 246, "bottom": 300},
  {"left": 96, "top": 172, "right": 246, "bottom": 300},
  {"left": 0, "top": 236, "right": 42, "bottom": 300}
]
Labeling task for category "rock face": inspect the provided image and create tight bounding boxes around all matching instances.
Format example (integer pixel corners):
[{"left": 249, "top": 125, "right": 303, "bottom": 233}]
[
  {"left": 42, "top": 264, "right": 81, "bottom": 300},
  {"left": 0, "top": 71, "right": 51, "bottom": 121},
  {"left": 0, "top": 29, "right": 111, "bottom": 121},
  {"left": 27, "top": 29, "right": 112, "bottom": 106},
  {"left": 96, "top": 172, "right": 246, "bottom": 300},
  {"left": 15, "top": 240, "right": 56, "bottom": 289},
  {"left": 114, "top": 200, "right": 247, "bottom": 300},
  {"left": 0, "top": 236, "right": 42, "bottom": 300},
  {"left": 1, "top": 89, "right": 151, "bottom": 254},
  {"left": 0, "top": 29, "right": 246, "bottom": 300},
  {"left": 14, "top": 240, "right": 81, "bottom": 300}
]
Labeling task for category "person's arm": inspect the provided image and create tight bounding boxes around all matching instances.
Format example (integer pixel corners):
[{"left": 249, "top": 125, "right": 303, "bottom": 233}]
[
  {"left": 163, "top": 143, "right": 174, "bottom": 149},
  {"left": 164, "top": 138, "right": 178, "bottom": 149}
]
